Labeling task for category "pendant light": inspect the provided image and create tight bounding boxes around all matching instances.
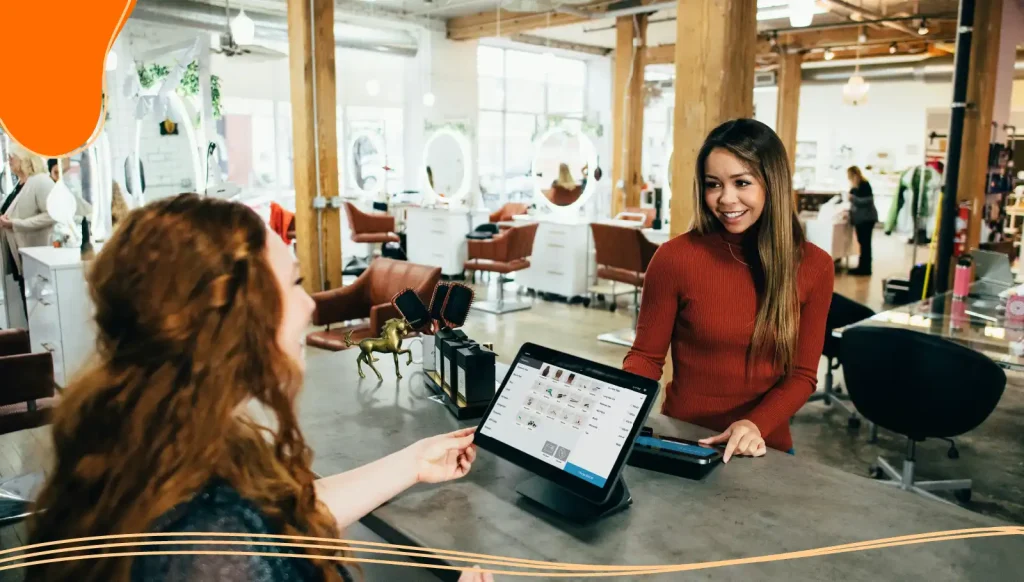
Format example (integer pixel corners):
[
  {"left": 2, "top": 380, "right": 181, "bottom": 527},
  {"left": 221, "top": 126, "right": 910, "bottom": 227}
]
[
  {"left": 230, "top": 2, "right": 255, "bottom": 45},
  {"left": 789, "top": 0, "right": 816, "bottom": 28},
  {"left": 843, "top": 35, "right": 869, "bottom": 106},
  {"left": 422, "top": 24, "right": 435, "bottom": 107}
]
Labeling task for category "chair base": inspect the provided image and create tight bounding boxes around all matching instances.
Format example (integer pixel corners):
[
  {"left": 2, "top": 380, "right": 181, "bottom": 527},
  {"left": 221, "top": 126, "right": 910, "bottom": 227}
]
[
  {"left": 473, "top": 300, "right": 532, "bottom": 315},
  {"left": 597, "top": 328, "right": 636, "bottom": 347},
  {"left": 871, "top": 445, "right": 972, "bottom": 506}
]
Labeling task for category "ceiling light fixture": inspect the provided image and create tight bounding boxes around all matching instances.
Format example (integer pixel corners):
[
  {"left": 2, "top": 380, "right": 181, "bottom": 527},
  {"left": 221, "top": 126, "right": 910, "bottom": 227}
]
[
  {"left": 889, "top": 42, "right": 898, "bottom": 54},
  {"left": 917, "top": 19, "right": 929, "bottom": 35},
  {"left": 423, "top": 92, "right": 436, "bottom": 107},
  {"left": 788, "top": 0, "right": 816, "bottom": 28},
  {"left": 858, "top": 32, "right": 867, "bottom": 43},
  {"left": 230, "top": 6, "right": 255, "bottom": 45},
  {"left": 823, "top": 48, "right": 835, "bottom": 61}
]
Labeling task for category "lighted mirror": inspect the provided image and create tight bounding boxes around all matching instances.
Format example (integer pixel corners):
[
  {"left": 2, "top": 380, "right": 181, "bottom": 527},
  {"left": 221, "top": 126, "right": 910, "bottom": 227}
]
[
  {"left": 531, "top": 127, "right": 597, "bottom": 211},
  {"left": 422, "top": 127, "right": 471, "bottom": 203},
  {"left": 349, "top": 130, "right": 386, "bottom": 197},
  {"left": 131, "top": 91, "right": 203, "bottom": 207}
]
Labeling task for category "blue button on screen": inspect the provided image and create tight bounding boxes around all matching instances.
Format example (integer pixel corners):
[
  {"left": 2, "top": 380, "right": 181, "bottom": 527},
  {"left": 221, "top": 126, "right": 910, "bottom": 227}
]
[{"left": 563, "top": 463, "right": 607, "bottom": 487}]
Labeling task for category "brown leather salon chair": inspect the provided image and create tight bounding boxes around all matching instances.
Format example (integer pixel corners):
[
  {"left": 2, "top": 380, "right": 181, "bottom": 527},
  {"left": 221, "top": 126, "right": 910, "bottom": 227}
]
[
  {"left": 306, "top": 259, "right": 441, "bottom": 351},
  {"left": 0, "top": 329, "right": 57, "bottom": 526},
  {"left": 344, "top": 202, "right": 400, "bottom": 274},
  {"left": 590, "top": 223, "right": 658, "bottom": 346},
  {"left": 468, "top": 203, "right": 530, "bottom": 241},
  {"left": 622, "top": 207, "right": 656, "bottom": 228},
  {"left": 465, "top": 223, "right": 539, "bottom": 315}
]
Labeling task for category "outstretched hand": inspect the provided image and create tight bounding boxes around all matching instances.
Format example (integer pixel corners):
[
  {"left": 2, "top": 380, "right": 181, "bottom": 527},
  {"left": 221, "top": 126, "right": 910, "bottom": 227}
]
[
  {"left": 407, "top": 427, "right": 478, "bottom": 484},
  {"left": 698, "top": 420, "right": 766, "bottom": 463}
]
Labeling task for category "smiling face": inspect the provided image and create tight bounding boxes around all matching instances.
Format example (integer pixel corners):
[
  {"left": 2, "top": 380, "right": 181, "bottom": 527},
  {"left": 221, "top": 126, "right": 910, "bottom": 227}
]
[{"left": 702, "top": 147, "right": 766, "bottom": 235}]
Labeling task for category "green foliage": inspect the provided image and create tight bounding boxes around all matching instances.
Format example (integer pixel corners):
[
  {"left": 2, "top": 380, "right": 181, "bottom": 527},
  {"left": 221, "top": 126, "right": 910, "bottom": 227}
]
[{"left": 136, "top": 62, "right": 222, "bottom": 118}]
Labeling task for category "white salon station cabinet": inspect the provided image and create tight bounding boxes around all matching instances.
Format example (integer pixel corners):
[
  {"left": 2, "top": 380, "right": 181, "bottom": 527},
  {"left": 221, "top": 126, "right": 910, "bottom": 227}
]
[
  {"left": 406, "top": 206, "right": 492, "bottom": 276},
  {"left": 20, "top": 247, "right": 94, "bottom": 387}
]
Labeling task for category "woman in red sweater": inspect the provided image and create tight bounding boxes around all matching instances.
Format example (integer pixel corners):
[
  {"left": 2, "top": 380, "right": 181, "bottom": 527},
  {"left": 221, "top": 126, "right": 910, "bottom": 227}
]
[{"left": 624, "top": 119, "right": 833, "bottom": 461}]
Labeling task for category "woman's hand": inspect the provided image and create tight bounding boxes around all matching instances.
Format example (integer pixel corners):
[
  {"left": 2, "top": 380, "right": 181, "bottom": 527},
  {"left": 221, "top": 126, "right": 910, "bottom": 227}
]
[
  {"left": 458, "top": 566, "right": 495, "bottom": 582},
  {"left": 698, "top": 420, "right": 766, "bottom": 463},
  {"left": 0, "top": 216, "right": 12, "bottom": 230},
  {"left": 406, "top": 427, "right": 478, "bottom": 484}
]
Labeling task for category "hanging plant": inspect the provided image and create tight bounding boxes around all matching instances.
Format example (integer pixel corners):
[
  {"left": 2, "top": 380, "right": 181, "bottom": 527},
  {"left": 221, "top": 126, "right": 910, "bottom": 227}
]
[{"left": 136, "top": 61, "right": 222, "bottom": 118}]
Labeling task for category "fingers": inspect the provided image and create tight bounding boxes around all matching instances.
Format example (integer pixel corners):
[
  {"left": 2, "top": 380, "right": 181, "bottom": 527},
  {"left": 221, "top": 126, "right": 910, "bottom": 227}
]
[
  {"left": 735, "top": 432, "right": 760, "bottom": 455},
  {"left": 722, "top": 432, "right": 741, "bottom": 464},
  {"left": 754, "top": 442, "right": 767, "bottom": 457},
  {"left": 698, "top": 428, "right": 732, "bottom": 446},
  {"left": 457, "top": 566, "right": 492, "bottom": 582},
  {"left": 450, "top": 426, "right": 477, "bottom": 438}
]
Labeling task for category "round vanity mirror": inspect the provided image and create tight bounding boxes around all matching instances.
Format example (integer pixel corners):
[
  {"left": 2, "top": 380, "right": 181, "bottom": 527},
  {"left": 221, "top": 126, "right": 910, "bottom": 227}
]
[
  {"left": 532, "top": 127, "right": 597, "bottom": 212},
  {"left": 422, "top": 128, "right": 472, "bottom": 203},
  {"left": 349, "top": 131, "right": 387, "bottom": 197}
]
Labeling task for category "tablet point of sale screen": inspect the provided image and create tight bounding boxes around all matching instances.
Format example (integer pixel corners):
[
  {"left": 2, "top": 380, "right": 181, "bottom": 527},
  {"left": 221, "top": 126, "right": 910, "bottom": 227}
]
[{"left": 481, "top": 356, "right": 645, "bottom": 488}]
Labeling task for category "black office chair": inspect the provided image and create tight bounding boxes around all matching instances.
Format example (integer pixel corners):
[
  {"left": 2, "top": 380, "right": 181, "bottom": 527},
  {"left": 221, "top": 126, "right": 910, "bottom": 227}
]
[
  {"left": 805, "top": 293, "right": 876, "bottom": 426},
  {"left": 839, "top": 326, "right": 1005, "bottom": 504}
]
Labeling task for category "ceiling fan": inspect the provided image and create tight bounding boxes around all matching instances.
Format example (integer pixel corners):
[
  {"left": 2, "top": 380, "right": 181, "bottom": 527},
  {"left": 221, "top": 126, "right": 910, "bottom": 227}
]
[{"left": 211, "top": 0, "right": 286, "bottom": 60}]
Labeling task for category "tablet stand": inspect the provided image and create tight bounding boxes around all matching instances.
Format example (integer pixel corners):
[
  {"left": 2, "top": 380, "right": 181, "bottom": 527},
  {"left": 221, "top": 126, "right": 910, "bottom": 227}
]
[{"left": 515, "top": 475, "right": 632, "bottom": 523}]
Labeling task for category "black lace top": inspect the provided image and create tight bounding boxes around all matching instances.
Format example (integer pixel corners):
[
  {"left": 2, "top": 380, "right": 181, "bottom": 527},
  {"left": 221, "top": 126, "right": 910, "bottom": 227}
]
[{"left": 132, "top": 481, "right": 354, "bottom": 582}]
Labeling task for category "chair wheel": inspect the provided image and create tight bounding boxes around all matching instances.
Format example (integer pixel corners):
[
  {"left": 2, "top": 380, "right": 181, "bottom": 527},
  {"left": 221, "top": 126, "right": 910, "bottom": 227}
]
[
  {"left": 581, "top": 298, "right": 591, "bottom": 308},
  {"left": 868, "top": 465, "right": 884, "bottom": 479},
  {"left": 609, "top": 303, "right": 617, "bottom": 313},
  {"left": 597, "top": 294, "right": 606, "bottom": 302},
  {"left": 954, "top": 489, "right": 971, "bottom": 503},
  {"left": 847, "top": 416, "right": 862, "bottom": 429},
  {"left": 947, "top": 447, "right": 960, "bottom": 460}
]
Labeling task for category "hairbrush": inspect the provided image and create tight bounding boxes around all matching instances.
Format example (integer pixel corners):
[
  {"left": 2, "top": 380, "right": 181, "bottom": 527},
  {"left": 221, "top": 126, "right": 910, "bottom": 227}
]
[
  {"left": 428, "top": 283, "right": 451, "bottom": 332},
  {"left": 441, "top": 283, "right": 475, "bottom": 328},
  {"left": 391, "top": 288, "right": 431, "bottom": 331}
]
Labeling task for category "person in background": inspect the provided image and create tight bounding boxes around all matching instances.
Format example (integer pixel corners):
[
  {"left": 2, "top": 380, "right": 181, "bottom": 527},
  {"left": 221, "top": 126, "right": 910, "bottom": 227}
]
[
  {"left": 846, "top": 165, "right": 878, "bottom": 276},
  {"left": 624, "top": 119, "right": 833, "bottom": 461},
  {"left": 547, "top": 163, "right": 583, "bottom": 206},
  {"left": 0, "top": 143, "right": 54, "bottom": 313},
  {"left": 27, "top": 194, "right": 492, "bottom": 582}
]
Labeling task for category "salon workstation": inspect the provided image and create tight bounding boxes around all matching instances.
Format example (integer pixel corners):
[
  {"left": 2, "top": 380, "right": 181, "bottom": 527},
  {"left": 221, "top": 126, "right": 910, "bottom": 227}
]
[{"left": 2, "top": 0, "right": 1024, "bottom": 581}]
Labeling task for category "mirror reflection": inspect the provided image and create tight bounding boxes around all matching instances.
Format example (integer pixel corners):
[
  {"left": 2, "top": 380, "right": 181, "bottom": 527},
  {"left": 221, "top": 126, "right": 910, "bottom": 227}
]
[
  {"left": 351, "top": 134, "right": 384, "bottom": 194},
  {"left": 533, "top": 130, "right": 589, "bottom": 207},
  {"left": 424, "top": 132, "right": 466, "bottom": 201}
]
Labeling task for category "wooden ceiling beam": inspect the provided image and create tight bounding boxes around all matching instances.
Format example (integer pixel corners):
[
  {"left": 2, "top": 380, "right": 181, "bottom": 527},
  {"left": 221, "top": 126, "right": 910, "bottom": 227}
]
[{"left": 447, "top": 1, "right": 618, "bottom": 41}]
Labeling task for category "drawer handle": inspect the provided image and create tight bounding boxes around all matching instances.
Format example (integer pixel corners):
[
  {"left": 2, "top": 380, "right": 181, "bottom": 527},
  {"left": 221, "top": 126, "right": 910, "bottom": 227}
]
[
  {"left": 547, "top": 270, "right": 564, "bottom": 275},
  {"left": 431, "top": 229, "right": 446, "bottom": 235},
  {"left": 41, "top": 342, "right": 57, "bottom": 353},
  {"left": 547, "top": 243, "right": 565, "bottom": 249}
]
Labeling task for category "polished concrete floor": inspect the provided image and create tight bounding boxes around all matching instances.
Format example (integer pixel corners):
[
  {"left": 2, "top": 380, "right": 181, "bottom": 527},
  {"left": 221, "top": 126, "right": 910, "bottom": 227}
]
[{"left": 0, "top": 230, "right": 1020, "bottom": 578}]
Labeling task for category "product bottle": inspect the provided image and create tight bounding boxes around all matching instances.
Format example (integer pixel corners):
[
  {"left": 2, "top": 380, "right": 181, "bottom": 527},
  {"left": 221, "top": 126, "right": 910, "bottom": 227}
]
[{"left": 952, "top": 255, "right": 972, "bottom": 299}]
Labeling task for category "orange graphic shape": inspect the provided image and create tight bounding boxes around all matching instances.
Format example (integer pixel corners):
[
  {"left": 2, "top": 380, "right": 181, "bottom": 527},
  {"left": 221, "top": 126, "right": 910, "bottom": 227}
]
[{"left": 0, "top": 0, "right": 136, "bottom": 157}]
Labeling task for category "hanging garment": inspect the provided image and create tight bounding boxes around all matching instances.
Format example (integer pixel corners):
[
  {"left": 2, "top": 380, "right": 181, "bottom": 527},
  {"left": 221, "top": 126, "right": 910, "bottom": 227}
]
[{"left": 885, "top": 165, "right": 941, "bottom": 237}]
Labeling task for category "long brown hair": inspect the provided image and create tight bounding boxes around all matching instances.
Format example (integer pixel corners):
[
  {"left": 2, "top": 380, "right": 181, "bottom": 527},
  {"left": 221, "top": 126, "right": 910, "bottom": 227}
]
[
  {"left": 847, "top": 165, "right": 865, "bottom": 185},
  {"left": 28, "top": 194, "right": 346, "bottom": 581},
  {"left": 692, "top": 119, "right": 804, "bottom": 373}
]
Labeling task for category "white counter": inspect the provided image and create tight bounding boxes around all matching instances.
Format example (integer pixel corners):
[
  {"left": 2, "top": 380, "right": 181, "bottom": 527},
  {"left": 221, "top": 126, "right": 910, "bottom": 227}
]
[{"left": 405, "top": 206, "right": 491, "bottom": 276}]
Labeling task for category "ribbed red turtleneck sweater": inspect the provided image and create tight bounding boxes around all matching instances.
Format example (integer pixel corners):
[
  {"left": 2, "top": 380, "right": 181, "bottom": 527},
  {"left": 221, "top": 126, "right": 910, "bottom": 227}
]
[{"left": 624, "top": 229, "right": 834, "bottom": 452}]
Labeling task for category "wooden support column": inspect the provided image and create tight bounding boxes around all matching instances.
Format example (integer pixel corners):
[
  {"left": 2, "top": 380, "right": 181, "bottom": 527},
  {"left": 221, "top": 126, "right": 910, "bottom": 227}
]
[
  {"left": 288, "top": 0, "right": 342, "bottom": 293},
  {"left": 611, "top": 15, "right": 647, "bottom": 217},
  {"left": 670, "top": 0, "right": 757, "bottom": 236},
  {"left": 956, "top": 0, "right": 1003, "bottom": 251},
  {"left": 775, "top": 50, "right": 803, "bottom": 177}
]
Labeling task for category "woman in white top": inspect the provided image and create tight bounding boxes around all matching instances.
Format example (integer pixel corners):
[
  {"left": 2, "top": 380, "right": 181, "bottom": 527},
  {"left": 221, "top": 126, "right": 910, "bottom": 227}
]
[{"left": 0, "top": 143, "right": 55, "bottom": 309}]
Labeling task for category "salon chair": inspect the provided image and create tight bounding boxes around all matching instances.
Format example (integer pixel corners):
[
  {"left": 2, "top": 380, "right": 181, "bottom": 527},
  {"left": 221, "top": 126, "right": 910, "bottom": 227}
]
[
  {"left": 839, "top": 326, "right": 1005, "bottom": 505},
  {"left": 622, "top": 207, "right": 656, "bottom": 228},
  {"left": 0, "top": 329, "right": 57, "bottom": 526},
  {"left": 343, "top": 202, "right": 400, "bottom": 276},
  {"left": 802, "top": 293, "right": 876, "bottom": 425},
  {"left": 306, "top": 259, "right": 441, "bottom": 351},
  {"left": 466, "top": 203, "right": 529, "bottom": 241},
  {"left": 590, "top": 223, "right": 658, "bottom": 347},
  {"left": 465, "top": 223, "right": 539, "bottom": 315}
]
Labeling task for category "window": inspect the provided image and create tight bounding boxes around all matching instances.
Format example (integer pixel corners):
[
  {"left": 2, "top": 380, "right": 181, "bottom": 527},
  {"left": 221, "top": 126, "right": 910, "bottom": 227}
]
[{"left": 477, "top": 45, "right": 588, "bottom": 207}]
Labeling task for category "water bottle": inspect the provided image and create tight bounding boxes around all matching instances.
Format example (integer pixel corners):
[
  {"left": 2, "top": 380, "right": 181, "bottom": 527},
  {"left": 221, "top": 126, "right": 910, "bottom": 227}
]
[{"left": 952, "top": 255, "right": 972, "bottom": 299}]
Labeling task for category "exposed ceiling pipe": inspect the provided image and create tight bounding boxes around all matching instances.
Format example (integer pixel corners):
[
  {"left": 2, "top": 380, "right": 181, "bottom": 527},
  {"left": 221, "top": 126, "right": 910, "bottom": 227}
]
[
  {"left": 557, "top": 1, "right": 675, "bottom": 21},
  {"left": 131, "top": 0, "right": 419, "bottom": 57},
  {"left": 819, "top": 0, "right": 920, "bottom": 36},
  {"left": 801, "top": 56, "right": 1024, "bottom": 83}
]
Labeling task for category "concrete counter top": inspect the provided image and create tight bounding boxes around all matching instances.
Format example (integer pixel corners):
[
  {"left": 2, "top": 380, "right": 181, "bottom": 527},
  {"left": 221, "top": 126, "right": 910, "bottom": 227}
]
[{"left": 298, "top": 349, "right": 1020, "bottom": 581}]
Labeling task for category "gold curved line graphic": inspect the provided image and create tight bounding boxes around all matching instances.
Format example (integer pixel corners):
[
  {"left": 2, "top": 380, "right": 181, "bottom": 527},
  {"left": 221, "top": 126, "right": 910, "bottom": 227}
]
[
  {"left": 1, "top": 527, "right": 1021, "bottom": 577},
  {"left": 1, "top": 527, "right": 1015, "bottom": 572}
]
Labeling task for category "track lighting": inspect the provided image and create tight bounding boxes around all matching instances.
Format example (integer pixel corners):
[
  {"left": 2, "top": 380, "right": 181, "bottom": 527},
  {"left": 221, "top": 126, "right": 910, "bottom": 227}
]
[
  {"left": 889, "top": 43, "right": 897, "bottom": 54},
  {"left": 918, "top": 20, "right": 929, "bottom": 35},
  {"left": 823, "top": 48, "right": 835, "bottom": 61}
]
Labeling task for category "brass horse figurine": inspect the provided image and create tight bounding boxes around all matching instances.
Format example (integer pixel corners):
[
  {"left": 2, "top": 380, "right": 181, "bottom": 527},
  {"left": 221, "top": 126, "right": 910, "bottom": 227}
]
[{"left": 344, "top": 318, "right": 415, "bottom": 380}]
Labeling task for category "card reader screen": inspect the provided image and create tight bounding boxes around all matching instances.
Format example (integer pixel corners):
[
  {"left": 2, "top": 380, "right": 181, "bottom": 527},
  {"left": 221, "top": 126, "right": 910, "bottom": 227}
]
[
  {"left": 480, "top": 355, "right": 646, "bottom": 488},
  {"left": 635, "top": 436, "right": 717, "bottom": 457}
]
